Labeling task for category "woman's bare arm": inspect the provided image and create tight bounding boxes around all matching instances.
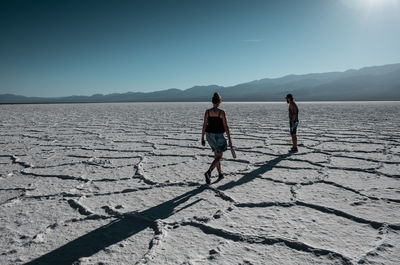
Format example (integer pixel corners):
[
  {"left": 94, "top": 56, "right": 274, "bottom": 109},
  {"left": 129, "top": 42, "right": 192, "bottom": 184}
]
[
  {"left": 222, "top": 111, "right": 232, "bottom": 147},
  {"left": 201, "top": 110, "right": 208, "bottom": 145}
]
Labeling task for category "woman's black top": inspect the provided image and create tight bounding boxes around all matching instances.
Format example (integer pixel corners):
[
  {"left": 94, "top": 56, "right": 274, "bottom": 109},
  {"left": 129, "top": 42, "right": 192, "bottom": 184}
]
[{"left": 205, "top": 109, "right": 225, "bottom": 133}]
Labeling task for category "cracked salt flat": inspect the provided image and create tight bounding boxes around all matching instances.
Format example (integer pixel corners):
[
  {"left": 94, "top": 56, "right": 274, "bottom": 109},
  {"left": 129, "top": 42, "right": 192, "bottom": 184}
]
[
  {"left": 324, "top": 171, "right": 400, "bottom": 201},
  {"left": 207, "top": 206, "right": 381, "bottom": 261},
  {"left": 296, "top": 183, "right": 400, "bottom": 225},
  {"left": 145, "top": 224, "right": 345, "bottom": 265},
  {"left": 0, "top": 102, "right": 399, "bottom": 265}
]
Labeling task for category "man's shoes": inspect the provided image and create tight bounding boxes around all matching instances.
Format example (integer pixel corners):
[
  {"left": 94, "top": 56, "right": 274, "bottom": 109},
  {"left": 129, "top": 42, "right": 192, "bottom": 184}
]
[
  {"left": 204, "top": 171, "right": 211, "bottom": 184},
  {"left": 217, "top": 173, "right": 224, "bottom": 181},
  {"left": 289, "top": 147, "right": 298, "bottom": 153}
]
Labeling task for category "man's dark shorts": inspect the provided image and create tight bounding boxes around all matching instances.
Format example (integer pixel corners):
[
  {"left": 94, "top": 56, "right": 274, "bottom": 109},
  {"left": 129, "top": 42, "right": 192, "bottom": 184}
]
[{"left": 290, "top": 122, "right": 297, "bottom": 135}]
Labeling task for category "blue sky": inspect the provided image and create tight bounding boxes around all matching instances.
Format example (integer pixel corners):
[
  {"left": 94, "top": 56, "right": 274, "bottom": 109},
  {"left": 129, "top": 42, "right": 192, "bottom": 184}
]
[{"left": 1, "top": 0, "right": 400, "bottom": 97}]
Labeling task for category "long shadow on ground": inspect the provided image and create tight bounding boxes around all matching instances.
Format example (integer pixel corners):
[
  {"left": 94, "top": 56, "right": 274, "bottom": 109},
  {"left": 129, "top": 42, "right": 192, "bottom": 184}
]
[
  {"left": 25, "top": 153, "right": 292, "bottom": 265},
  {"left": 24, "top": 186, "right": 206, "bottom": 265},
  {"left": 218, "top": 153, "right": 292, "bottom": 191}
]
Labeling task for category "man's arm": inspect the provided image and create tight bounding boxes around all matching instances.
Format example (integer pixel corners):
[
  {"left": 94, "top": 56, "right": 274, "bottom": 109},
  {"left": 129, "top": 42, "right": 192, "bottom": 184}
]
[{"left": 289, "top": 104, "right": 296, "bottom": 126}]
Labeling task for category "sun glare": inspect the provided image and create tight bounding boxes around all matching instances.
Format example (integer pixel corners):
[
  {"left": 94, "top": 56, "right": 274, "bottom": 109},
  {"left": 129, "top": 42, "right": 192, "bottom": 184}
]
[
  {"left": 365, "top": 0, "right": 392, "bottom": 7},
  {"left": 342, "top": 0, "right": 399, "bottom": 11}
]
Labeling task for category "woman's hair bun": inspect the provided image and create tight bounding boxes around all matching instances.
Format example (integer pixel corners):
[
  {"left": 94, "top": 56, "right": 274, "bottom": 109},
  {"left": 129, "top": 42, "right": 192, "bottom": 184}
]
[{"left": 212, "top": 92, "right": 221, "bottom": 104}]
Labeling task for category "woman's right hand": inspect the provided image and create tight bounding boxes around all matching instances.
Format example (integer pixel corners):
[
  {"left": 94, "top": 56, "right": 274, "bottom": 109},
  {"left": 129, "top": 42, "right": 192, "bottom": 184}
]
[{"left": 201, "top": 139, "right": 206, "bottom": 146}]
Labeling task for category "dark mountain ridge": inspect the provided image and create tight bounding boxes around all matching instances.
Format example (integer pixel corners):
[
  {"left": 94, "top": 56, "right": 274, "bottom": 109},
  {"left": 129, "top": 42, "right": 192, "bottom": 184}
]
[{"left": 1, "top": 63, "right": 399, "bottom": 103}]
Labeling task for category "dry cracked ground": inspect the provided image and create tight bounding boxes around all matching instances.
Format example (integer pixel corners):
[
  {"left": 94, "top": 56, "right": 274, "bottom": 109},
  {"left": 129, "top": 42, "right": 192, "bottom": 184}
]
[{"left": 1, "top": 102, "right": 400, "bottom": 265}]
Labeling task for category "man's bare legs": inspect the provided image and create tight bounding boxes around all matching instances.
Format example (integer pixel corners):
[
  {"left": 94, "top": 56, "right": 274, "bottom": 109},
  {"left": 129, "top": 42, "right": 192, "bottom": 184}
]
[{"left": 291, "top": 134, "right": 297, "bottom": 149}]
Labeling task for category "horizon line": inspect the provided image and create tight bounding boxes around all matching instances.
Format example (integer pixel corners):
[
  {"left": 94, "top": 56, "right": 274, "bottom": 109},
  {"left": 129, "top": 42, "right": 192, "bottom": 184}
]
[
  {"left": 1, "top": 100, "right": 400, "bottom": 106},
  {"left": 2, "top": 62, "right": 399, "bottom": 98}
]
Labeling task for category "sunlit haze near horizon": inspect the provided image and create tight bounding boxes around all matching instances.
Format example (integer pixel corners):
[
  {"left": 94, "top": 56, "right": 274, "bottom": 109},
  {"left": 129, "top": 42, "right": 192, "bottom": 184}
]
[{"left": 1, "top": 0, "right": 400, "bottom": 97}]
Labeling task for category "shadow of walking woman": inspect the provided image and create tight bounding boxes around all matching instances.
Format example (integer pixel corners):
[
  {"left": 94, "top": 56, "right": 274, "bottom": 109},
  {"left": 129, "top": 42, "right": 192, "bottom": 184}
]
[{"left": 24, "top": 185, "right": 207, "bottom": 265}]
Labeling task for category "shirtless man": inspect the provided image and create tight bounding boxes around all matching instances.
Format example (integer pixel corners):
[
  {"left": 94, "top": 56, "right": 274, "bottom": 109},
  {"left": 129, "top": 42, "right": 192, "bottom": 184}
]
[{"left": 286, "top": 94, "right": 299, "bottom": 152}]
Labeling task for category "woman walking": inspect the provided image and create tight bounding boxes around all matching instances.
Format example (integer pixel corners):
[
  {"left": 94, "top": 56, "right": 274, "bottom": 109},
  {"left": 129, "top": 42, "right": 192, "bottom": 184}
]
[{"left": 201, "top": 92, "right": 233, "bottom": 184}]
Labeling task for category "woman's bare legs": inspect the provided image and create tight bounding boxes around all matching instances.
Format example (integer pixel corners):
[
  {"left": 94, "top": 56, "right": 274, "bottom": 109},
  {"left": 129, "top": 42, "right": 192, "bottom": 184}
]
[
  {"left": 214, "top": 151, "right": 222, "bottom": 175},
  {"left": 208, "top": 152, "right": 223, "bottom": 173},
  {"left": 205, "top": 152, "right": 223, "bottom": 184}
]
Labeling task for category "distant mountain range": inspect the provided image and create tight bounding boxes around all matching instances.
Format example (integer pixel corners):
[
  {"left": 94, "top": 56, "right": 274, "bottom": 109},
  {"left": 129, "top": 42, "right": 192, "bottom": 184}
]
[{"left": 1, "top": 63, "right": 400, "bottom": 103}]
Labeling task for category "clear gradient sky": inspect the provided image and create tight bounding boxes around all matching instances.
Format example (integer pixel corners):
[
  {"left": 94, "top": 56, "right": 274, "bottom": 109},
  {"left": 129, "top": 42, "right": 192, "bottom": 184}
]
[{"left": 1, "top": 0, "right": 400, "bottom": 97}]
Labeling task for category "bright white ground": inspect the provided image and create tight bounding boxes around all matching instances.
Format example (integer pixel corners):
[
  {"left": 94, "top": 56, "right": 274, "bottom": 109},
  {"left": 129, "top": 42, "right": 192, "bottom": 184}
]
[{"left": 1, "top": 102, "right": 399, "bottom": 265}]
